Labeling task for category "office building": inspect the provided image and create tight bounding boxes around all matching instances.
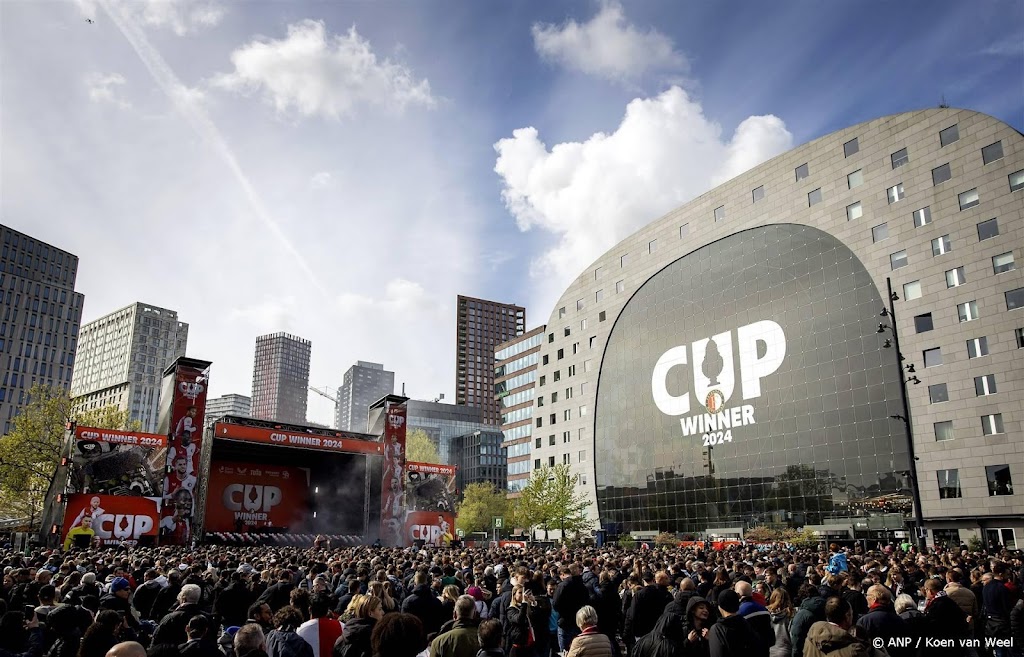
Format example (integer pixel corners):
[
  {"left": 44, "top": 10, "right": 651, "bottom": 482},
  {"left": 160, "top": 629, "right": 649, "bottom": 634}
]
[
  {"left": 336, "top": 361, "right": 394, "bottom": 432},
  {"left": 495, "top": 326, "right": 544, "bottom": 494},
  {"left": 455, "top": 295, "right": 525, "bottom": 425},
  {"left": 72, "top": 302, "right": 187, "bottom": 433},
  {"left": 0, "top": 225, "right": 85, "bottom": 434},
  {"left": 533, "top": 108, "right": 1022, "bottom": 547},
  {"left": 454, "top": 428, "right": 507, "bottom": 494},
  {"left": 406, "top": 399, "right": 492, "bottom": 466},
  {"left": 203, "top": 393, "right": 251, "bottom": 428},
  {"left": 251, "top": 332, "right": 311, "bottom": 424}
]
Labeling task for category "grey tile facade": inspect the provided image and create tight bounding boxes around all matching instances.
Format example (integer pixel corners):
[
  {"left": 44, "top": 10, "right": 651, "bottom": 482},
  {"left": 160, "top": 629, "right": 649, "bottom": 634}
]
[
  {"left": 336, "top": 361, "right": 394, "bottom": 432},
  {"left": 251, "top": 332, "right": 311, "bottom": 424}
]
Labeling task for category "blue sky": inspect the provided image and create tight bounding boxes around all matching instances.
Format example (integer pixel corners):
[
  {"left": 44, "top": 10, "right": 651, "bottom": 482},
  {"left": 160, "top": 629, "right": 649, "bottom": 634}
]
[{"left": 2, "top": 0, "right": 1021, "bottom": 425}]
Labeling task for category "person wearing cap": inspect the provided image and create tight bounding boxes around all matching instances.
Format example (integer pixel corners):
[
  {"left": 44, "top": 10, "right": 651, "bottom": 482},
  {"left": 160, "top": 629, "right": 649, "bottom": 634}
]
[
  {"left": 99, "top": 577, "right": 140, "bottom": 631},
  {"left": 708, "top": 589, "right": 766, "bottom": 657},
  {"left": 465, "top": 586, "right": 489, "bottom": 620}
]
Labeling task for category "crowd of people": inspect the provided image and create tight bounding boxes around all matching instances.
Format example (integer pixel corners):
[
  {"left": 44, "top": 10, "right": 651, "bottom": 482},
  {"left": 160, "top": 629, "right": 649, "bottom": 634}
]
[{"left": 0, "top": 538, "right": 1021, "bottom": 657}]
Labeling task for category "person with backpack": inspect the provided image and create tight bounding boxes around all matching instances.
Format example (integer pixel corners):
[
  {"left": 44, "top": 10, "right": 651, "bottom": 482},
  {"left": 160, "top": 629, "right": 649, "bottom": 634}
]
[{"left": 709, "top": 590, "right": 766, "bottom": 657}]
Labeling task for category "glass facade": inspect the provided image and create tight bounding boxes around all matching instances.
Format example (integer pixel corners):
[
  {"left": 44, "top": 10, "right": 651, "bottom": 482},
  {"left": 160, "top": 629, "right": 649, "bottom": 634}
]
[{"left": 594, "top": 224, "right": 911, "bottom": 534}]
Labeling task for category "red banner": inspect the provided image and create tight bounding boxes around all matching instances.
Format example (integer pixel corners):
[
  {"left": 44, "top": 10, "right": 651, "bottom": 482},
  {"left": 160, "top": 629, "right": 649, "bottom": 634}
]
[
  {"left": 62, "top": 494, "right": 161, "bottom": 548},
  {"left": 159, "top": 360, "right": 210, "bottom": 545},
  {"left": 204, "top": 462, "right": 310, "bottom": 533},
  {"left": 405, "top": 511, "right": 455, "bottom": 547},
  {"left": 212, "top": 423, "right": 383, "bottom": 455},
  {"left": 379, "top": 404, "right": 407, "bottom": 546},
  {"left": 74, "top": 427, "right": 167, "bottom": 448},
  {"left": 69, "top": 427, "right": 167, "bottom": 497}
]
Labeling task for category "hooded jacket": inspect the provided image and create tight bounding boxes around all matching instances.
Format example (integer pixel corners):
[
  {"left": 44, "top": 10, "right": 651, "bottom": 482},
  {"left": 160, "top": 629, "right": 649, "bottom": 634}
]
[
  {"left": 790, "top": 595, "right": 827, "bottom": 657},
  {"left": 402, "top": 583, "right": 445, "bottom": 636},
  {"left": 708, "top": 613, "right": 766, "bottom": 657},
  {"left": 332, "top": 617, "right": 376, "bottom": 657},
  {"left": 267, "top": 627, "right": 314, "bottom": 657},
  {"left": 803, "top": 622, "right": 869, "bottom": 657},
  {"left": 132, "top": 579, "right": 163, "bottom": 620},
  {"left": 44, "top": 605, "right": 82, "bottom": 657},
  {"left": 769, "top": 610, "right": 793, "bottom": 657},
  {"left": 632, "top": 612, "right": 689, "bottom": 657}
]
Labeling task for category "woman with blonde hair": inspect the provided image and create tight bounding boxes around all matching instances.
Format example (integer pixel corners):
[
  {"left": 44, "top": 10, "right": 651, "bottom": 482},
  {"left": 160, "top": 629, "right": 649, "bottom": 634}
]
[
  {"left": 333, "top": 595, "right": 382, "bottom": 657},
  {"left": 504, "top": 585, "right": 536, "bottom": 657},
  {"left": 766, "top": 588, "right": 794, "bottom": 657},
  {"left": 438, "top": 584, "right": 461, "bottom": 624},
  {"left": 367, "top": 580, "right": 395, "bottom": 613}
]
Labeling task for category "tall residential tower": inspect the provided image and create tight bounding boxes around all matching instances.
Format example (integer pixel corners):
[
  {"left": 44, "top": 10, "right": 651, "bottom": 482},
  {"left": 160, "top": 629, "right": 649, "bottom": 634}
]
[
  {"left": 251, "top": 332, "right": 311, "bottom": 424},
  {"left": 455, "top": 295, "right": 524, "bottom": 425},
  {"left": 336, "top": 361, "right": 394, "bottom": 432}
]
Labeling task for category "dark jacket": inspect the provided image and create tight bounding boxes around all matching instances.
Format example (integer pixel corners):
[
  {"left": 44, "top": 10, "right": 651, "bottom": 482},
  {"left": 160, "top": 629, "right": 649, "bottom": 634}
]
[
  {"left": 582, "top": 570, "right": 601, "bottom": 597},
  {"left": 99, "top": 593, "right": 139, "bottom": 628},
  {"left": 591, "top": 580, "right": 621, "bottom": 638},
  {"left": 267, "top": 628, "right": 314, "bottom": 657},
  {"left": 152, "top": 603, "right": 205, "bottom": 646},
  {"left": 132, "top": 580, "right": 162, "bottom": 620},
  {"left": 924, "top": 594, "right": 969, "bottom": 654},
  {"left": 981, "top": 579, "right": 1013, "bottom": 638},
  {"left": 856, "top": 604, "right": 908, "bottom": 657},
  {"left": 841, "top": 589, "right": 868, "bottom": 623},
  {"left": 402, "top": 584, "right": 446, "bottom": 636},
  {"left": 258, "top": 581, "right": 295, "bottom": 613},
  {"left": 332, "top": 617, "right": 376, "bottom": 657},
  {"left": 553, "top": 576, "right": 589, "bottom": 630},
  {"left": 709, "top": 614, "right": 766, "bottom": 657},
  {"left": 503, "top": 604, "right": 532, "bottom": 649},
  {"left": 44, "top": 605, "right": 82, "bottom": 657},
  {"left": 1010, "top": 598, "right": 1024, "bottom": 644},
  {"left": 632, "top": 612, "right": 689, "bottom": 657},
  {"left": 802, "top": 621, "right": 869, "bottom": 657},
  {"left": 216, "top": 581, "right": 253, "bottom": 628},
  {"left": 790, "top": 595, "right": 826, "bottom": 657},
  {"left": 179, "top": 637, "right": 224, "bottom": 657},
  {"left": 150, "top": 583, "right": 182, "bottom": 622},
  {"left": 738, "top": 598, "right": 774, "bottom": 650},
  {"left": 629, "top": 584, "right": 673, "bottom": 639}
]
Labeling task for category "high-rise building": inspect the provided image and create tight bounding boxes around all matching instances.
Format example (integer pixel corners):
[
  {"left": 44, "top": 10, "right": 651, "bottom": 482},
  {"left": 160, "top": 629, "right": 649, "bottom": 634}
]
[
  {"left": 456, "top": 295, "right": 525, "bottom": 425},
  {"left": 406, "top": 399, "right": 491, "bottom": 466},
  {"left": 251, "top": 332, "right": 311, "bottom": 424},
  {"left": 72, "top": 302, "right": 188, "bottom": 433},
  {"left": 203, "top": 393, "right": 251, "bottom": 429},
  {"left": 0, "top": 225, "right": 85, "bottom": 434},
  {"left": 336, "top": 361, "right": 394, "bottom": 432},
  {"left": 454, "top": 429, "right": 507, "bottom": 494},
  {"left": 495, "top": 326, "right": 544, "bottom": 495}
]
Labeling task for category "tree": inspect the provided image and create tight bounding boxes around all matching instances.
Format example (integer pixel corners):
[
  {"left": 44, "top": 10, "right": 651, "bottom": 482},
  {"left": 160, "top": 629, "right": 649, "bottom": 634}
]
[
  {"left": 617, "top": 533, "right": 636, "bottom": 549},
  {"left": 406, "top": 428, "right": 440, "bottom": 464},
  {"left": 744, "top": 526, "right": 780, "bottom": 542},
  {"left": 512, "top": 464, "right": 592, "bottom": 541},
  {"left": 655, "top": 532, "right": 677, "bottom": 548},
  {"left": 455, "top": 483, "right": 508, "bottom": 535},
  {"left": 781, "top": 527, "right": 819, "bottom": 547},
  {"left": 0, "top": 384, "right": 140, "bottom": 528}
]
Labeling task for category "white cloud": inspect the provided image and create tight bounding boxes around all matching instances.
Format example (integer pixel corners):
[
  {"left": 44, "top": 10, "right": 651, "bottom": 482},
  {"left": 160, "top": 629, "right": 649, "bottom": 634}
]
[
  {"left": 309, "top": 171, "right": 334, "bottom": 190},
  {"left": 77, "top": 0, "right": 225, "bottom": 35},
  {"left": 85, "top": 72, "right": 131, "bottom": 108},
  {"left": 981, "top": 36, "right": 1023, "bottom": 56},
  {"left": 493, "top": 85, "right": 792, "bottom": 316},
  {"left": 212, "top": 20, "right": 436, "bottom": 119},
  {"left": 532, "top": 1, "right": 686, "bottom": 82}
]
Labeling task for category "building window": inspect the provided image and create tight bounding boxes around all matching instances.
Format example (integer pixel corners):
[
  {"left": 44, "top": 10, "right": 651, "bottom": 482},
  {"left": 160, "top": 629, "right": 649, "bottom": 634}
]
[
  {"left": 1010, "top": 170, "right": 1024, "bottom": 192},
  {"left": 957, "top": 300, "right": 979, "bottom": 322},
  {"left": 677, "top": 223, "right": 690, "bottom": 239},
  {"left": 589, "top": 336, "right": 596, "bottom": 349},
  {"left": 714, "top": 205, "right": 725, "bottom": 222},
  {"left": 553, "top": 370, "right": 560, "bottom": 382},
  {"left": 752, "top": 186, "right": 765, "bottom": 203},
  {"left": 564, "top": 326, "right": 571, "bottom": 337},
  {"left": 542, "top": 354, "right": 549, "bottom": 365},
  {"left": 551, "top": 391, "right": 559, "bottom": 403},
  {"left": 932, "top": 163, "right": 952, "bottom": 186},
  {"left": 562, "top": 409, "right": 570, "bottom": 421},
  {"left": 847, "top": 169, "right": 863, "bottom": 189},
  {"left": 581, "top": 318, "right": 588, "bottom": 330},
  {"left": 891, "top": 147, "right": 909, "bottom": 168},
  {"left": 615, "top": 280, "right": 624, "bottom": 294},
  {"left": 548, "top": 333, "right": 554, "bottom": 343},
  {"left": 584, "top": 359, "right": 593, "bottom": 372},
  {"left": 535, "top": 437, "right": 541, "bottom": 448},
  {"left": 887, "top": 183, "right": 905, "bottom": 204},
  {"left": 561, "top": 431, "right": 570, "bottom": 443},
  {"left": 890, "top": 250, "right": 908, "bottom": 270},
  {"left": 982, "top": 141, "right": 1004, "bottom": 164},
  {"left": 914, "top": 313, "right": 933, "bottom": 333},
  {"left": 648, "top": 239, "right": 658, "bottom": 254},
  {"left": 1007, "top": 288, "right": 1024, "bottom": 311},
  {"left": 945, "top": 267, "right": 966, "bottom": 288},
  {"left": 928, "top": 383, "right": 948, "bottom": 403},
  {"left": 795, "top": 163, "right": 809, "bottom": 181},
  {"left": 871, "top": 223, "right": 889, "bottom": 243},
  {"left": 808, "top": 188, "right": 823, "bottom": 206},
  {"left": 576, "top": 299, "right": 584, "bottom": 311},
  {"left": 565, "top": 387, "right": 573, "bottom": 399},
  {"left": 1016, "top": 328, "right": 1024, "bottom": 348},
  {"left": 536, "top": 418, "right": 542, "bottom": 428},
  {"left": 578, "top": 450, "right": 587, "bottom": 463},
  {"left": 934, "top": 419, "right": 953, "bottom": 440},
  {"left": 974, "top": 374, "right": 997, "bottom": 396},
  {"left": 958, "top": 188, "right": 979, "bottom": 210},
  {"left": 594, "top": 266, "right": 602, "bottom": 280},
  {"left": 913, "top": 206, "right": 932, "bottom": 227},
  {"left": 549, "top": 413, "right": 556, "bottom": 425},
  {"left": 993, "top": 252, "right": 1016, "bottom": 274},
  {"left": 539, "top": 375, "right": 545, "bottom": 386},
  {"left": 620, "top": 253, "right": 629, "bottom": 267},
  {"left": 843, "top": 137, "right": 859, "bottom": 157},
  {"left": 986, "top": 464, "right": 1013, "bottom": 496},
  {"left": 579, "top": 405, "right": 587, "bottom": 416},
  {"left": 846, "top": 202, "right": 863, "bottom": 221},
  {"left": 549, "top": 434, "right": 556, "bottom": 446},
  {"left": 534, "top": 458, "right": 541, "bottom": 469},
  {"left": 967, "top": 337, "right": 989, "bottom": 358},
  {"left": 982, "top": 413, "right": 1004, "bottom": 435},
  {"left": 548, "top": 456, "right": 555, "bottom": 467},
  {"left": 558, "top": 307, "right": 566, "bottom": 319},
  {"left": 923, "top": 347, "right": 942, "bottom": 368},
  {"left": 599, "top": 311, "right": 606, "bottom": 322},
  {"left": 939, "top": 124, "right": 960, "bottom": 147},
  {"left": 562, "top": 453, "right": 570, "bottom": 465},
  {"left": 977, "top": 218, "right": 999, "bottom": 241},
  {"left": 568, "top": 365, "right": 575, "bottom": 376},
  {"left": 903, "top": 280, "right": 922, "bottom": 300},
  {"left": 538, "top": 396, "right": 544, "bottom": 407},
  {"left": 937, "top": 469, "right": 962, "bottom": 498},
  {"left": 572, "top": 342, "right": 578, "bottom": 355},
  {"left": 931, "top": 235, "right": 952, "bottom": 256}
]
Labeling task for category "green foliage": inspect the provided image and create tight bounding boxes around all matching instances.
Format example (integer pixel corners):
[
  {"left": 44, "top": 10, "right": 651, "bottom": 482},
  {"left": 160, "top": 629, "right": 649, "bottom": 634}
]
[
  {"left": 0, "top": 385, "right": 138, "bottom": 527},
  {"left": 782, "top": 527, "right": 819, "bottom": 547},
  {"left": 744, "top": 526, "right": 780, "bottom": 542},
  {"left": 966, "top": 535, "right": 984, "bottom": 553},
  {"left": 655, "top": 532, "right": 677, "bottom": 547},
  {"left": 617, "top": 533, "right": 636, "bottom": 549},
  {"left": 406, "top": 428, "right": 441, "bottom": 464},
  {"left": 511, "top": 464, "right": 593, "bottom": 540},
  {"left": 456, "top": 482, "right": 508, "bottom": 535}
]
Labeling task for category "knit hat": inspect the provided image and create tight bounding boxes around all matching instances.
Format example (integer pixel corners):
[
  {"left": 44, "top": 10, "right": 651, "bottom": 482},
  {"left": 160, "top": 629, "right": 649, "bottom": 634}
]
[
  {"left": 466, "top": 586, "right": 484, "bottom": 601},
  {"left": 717, "top": 589, "right": 740, "bottom": 614},
  {"left": 110, "top": 577, "right": 131, "bottom": 593}
]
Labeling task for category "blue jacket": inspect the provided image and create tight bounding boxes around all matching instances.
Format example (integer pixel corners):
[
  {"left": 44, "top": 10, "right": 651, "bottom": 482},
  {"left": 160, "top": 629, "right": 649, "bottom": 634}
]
[{"left": 825, "top": 552, "right": 848, "bottom": 575}]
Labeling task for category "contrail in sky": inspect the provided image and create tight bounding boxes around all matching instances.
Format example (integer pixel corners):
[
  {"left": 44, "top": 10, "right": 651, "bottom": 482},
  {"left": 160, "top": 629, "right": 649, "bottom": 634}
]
[{"left": 96, "top": 0, "right": 328, "bottom": 297}]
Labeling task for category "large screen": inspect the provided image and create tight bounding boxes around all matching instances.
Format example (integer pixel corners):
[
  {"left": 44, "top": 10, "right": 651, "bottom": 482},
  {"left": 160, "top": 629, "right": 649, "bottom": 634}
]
[{"left": 594, "top": 224, "right": 912, "bottom": 534}]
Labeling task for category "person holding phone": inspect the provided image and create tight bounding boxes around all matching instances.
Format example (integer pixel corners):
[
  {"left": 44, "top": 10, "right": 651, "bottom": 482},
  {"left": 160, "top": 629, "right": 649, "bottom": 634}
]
[
  {"left": 0, "top": 610, "right": 43, "bottom": 657},
  {"left": 505, "top": 584, "right": 535, "bottom": 657}
]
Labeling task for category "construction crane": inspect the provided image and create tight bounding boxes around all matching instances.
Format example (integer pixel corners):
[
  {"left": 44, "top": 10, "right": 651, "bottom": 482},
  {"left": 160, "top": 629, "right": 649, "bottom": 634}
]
[{"left": 309, "top": 386, "right": 338, "bottom": 429}]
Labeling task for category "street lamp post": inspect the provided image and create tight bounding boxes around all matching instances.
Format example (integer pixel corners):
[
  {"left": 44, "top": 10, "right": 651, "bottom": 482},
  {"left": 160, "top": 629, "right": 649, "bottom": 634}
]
[{"left": 878, "top": 277, "right": 927, "bottom": 552}]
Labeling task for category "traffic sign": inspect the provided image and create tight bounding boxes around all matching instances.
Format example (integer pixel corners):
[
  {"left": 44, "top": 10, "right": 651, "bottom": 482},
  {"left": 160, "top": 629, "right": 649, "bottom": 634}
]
[{"left": 493, "top": 517, "right": 503, "bottom": 529}]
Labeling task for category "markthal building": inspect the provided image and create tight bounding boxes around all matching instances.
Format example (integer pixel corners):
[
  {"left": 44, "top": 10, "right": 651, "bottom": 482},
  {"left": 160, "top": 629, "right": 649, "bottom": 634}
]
[{"left": 527, "top": 109, "right": 1023, "bottom": 548}]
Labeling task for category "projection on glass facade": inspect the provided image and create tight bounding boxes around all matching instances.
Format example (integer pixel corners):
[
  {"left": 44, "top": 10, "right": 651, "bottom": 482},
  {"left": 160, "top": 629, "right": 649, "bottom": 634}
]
[{"left": 595, "top": 224, "right": 912, "bottom": 534}]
